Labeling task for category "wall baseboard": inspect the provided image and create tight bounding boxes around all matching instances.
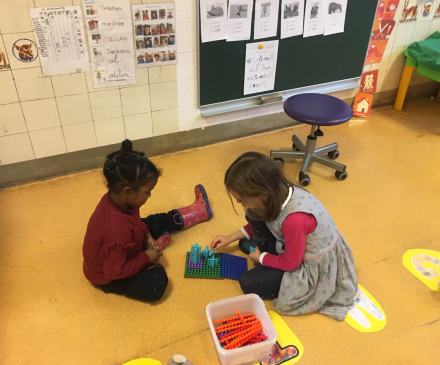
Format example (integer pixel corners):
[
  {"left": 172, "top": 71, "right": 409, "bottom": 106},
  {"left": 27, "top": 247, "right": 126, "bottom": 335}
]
[{"left": 1, "top": 82, "right": 438, "bottom": 190}]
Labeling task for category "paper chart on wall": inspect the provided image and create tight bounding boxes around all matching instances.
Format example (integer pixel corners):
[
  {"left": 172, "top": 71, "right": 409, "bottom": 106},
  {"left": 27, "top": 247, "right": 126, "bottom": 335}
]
[
  {"left": 227, "top": 0, "right": 254, "bottom": 41},
  {"left": 303, "top": 0, "right": 325, "bottom": 37},
  {"left": 132, "top": 3, "right": 176, "bottom": 67},
  {"left": 29, "top": 7, "right": 89, "bottom": 76},
  {"left": 281, "top": 0, "right": 305, "bottom": 38},
  {"left": 200, "top": 0, "right": 228, "bottom": 42},
  {"left": 254, "top": 0, "right": 280, "bottom": 39},
  {"left": 244, "top": 40, "right": 279, "bottom": 95},
  {"left": 324, "top": 0, "right": 347, "bottom": 35},
  {"left": 83, "top": 0, "right": 136, "bottom": 88}
]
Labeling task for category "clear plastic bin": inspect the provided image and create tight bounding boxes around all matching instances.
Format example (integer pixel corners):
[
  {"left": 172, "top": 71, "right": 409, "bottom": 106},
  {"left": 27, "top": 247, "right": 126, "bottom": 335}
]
[{"left": 206, "top": 294, "right": 277, "bottom": 365}]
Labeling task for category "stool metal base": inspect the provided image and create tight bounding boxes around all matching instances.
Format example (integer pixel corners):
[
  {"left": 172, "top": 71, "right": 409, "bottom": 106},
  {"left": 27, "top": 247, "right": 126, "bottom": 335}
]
[{"left": 270, "top": 126, "right": 346, "bottom": 182}]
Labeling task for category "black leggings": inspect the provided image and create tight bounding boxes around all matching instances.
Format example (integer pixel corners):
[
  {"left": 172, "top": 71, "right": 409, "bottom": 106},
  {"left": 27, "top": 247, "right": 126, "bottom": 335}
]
[
  {"left": 141, "top": 210, "right": 181, "bottom": 239},
  {"left": 238, "top": 218, "right": 284, "bottom": 299},
  {"left": 100, "top": 264, "right": 168, "bottom": 301},
  {"left": 98, "top": 211, "right": 180, "bottom": 301}
]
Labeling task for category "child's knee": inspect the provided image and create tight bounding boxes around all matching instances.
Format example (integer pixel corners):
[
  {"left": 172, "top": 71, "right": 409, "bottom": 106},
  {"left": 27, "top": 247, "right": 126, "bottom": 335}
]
[{"left": 238, "top": 272, "right": 253, "bottom": 294}]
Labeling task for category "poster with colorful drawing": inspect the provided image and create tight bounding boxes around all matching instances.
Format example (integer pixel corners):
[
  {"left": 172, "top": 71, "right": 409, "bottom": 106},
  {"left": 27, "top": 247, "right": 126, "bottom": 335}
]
[
  {"left": 133, "top": 3, "right": 176, "bottom": 66},
  {"left": 83, "top": 0, "right": 136, "bottom": 88},
  {"left": 353, "top": 92, "right": 373, "bottom": 117},
  {"left": 400, "top": 0, "right": 418, "bottom": 22},
  {"left": 365, "top": 38, "right": 387, "bottom": 64},
  {"left": 435, "top": 1, "right": 440, "bottom": 18},
  {"left": 375, "top": 0, "right": 400, "bottom": 20},
  {"left": 417, "top": 0, "right": 438, "bottom": 21},
  {"left": 360, "top": 70, "right": 379, "bottom": 93}
]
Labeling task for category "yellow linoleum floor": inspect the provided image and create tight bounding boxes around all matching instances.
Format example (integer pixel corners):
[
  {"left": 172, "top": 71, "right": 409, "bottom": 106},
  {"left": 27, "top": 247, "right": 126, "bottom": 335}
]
[{"left": 1, "top": 99, "right": 440, "bottom": 365}]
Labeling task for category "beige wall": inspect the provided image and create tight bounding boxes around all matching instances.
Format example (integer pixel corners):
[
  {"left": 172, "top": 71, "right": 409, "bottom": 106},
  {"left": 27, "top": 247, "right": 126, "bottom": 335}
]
[{"left": 0, "top": 0, "right": 439, "bottom": 166}]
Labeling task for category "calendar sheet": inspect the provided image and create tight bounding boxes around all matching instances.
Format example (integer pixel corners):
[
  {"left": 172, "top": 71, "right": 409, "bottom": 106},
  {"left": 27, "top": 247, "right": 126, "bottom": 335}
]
[{"left": 30, "top": 7, "right": 90, "bottom": 76}]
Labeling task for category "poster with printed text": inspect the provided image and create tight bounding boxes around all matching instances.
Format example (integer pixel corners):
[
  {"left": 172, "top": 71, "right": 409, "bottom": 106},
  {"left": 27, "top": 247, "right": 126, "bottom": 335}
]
[
  {"left": 83, "top": 0, "right": 136, "bottom": 88},
  {"left": 254, "top": 0, "right": 280, "bottom": 39},
  {"left": 29, "top": 6, "right": 89, "bottom": 76},
  {"left": 200, "top": 0, "right": 228, "bottom": 42},
  {"left": 227, "top": 0, "right": 254, "bottom": 41},
  {"left": 323, "top": 0, "right": 347, "bottom": 36},
  {"left": 132, "top": 3, "right": 176, "bottom": 67},
  {"left": 281, "top": 0, "right": 305, "bottom": 39},
  {"left": 244, "top": 40, "right": 279, "bottom": 95},
  {"left": 303, "top": 0, "right": 325, "bottom": 37}
]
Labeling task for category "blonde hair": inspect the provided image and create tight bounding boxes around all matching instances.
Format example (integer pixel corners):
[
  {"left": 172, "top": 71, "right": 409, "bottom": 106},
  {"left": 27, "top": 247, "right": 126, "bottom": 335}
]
[{"left": 224, "top": 152, "right": 293, "bottom": 222}]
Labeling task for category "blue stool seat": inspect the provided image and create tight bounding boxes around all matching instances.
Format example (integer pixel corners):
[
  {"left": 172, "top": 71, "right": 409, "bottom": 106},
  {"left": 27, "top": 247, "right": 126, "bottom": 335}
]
[
  {"left": 284, "top": 93, "right": 353, "bottom": 126},
  {"left": 270, "top": 93, "right": 353, "bottom": 186}
]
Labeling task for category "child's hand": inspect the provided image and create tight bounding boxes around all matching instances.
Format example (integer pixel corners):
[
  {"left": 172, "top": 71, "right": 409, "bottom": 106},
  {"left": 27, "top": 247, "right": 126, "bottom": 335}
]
[
  {"left": 146, "top": 234, "right": 158, "bottom": 249},
  {"left": 145, "top": 248, "right": 163, "bottom": 263},
  {"left": 210, "top": 235, "right": 230, "bottom": 251},
  {"left": 249, "top": 246, "right": 262, "bottom": 264}
]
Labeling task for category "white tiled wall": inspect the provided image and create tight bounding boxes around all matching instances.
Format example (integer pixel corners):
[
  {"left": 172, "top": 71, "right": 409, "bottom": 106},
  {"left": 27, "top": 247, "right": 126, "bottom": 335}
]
[{"left": 0, "top": 0, "right": 439, "bottom": 166}]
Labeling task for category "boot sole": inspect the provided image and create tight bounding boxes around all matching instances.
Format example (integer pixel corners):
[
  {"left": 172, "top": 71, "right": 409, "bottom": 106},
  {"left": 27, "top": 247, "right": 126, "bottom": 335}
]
[{"left": 196, "top": 184, "right": 213, "bottom": 220}]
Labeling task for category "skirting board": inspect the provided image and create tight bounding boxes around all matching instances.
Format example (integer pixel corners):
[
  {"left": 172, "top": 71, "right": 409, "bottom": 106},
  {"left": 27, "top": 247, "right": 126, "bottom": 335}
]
[{"left": 0, "top": 82, "right": 438, "bottom": 190}]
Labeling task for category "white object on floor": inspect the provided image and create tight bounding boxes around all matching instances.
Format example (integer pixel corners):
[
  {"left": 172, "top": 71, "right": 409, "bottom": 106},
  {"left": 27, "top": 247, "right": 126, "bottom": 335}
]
[{"left": 172, "top": 354, "right": 187, "bottom": 363}]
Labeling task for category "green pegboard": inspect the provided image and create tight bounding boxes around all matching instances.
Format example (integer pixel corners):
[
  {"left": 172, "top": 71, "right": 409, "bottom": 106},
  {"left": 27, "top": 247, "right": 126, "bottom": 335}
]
[{"left": 184, "top": 252, "right": 223, "bottom": 279}]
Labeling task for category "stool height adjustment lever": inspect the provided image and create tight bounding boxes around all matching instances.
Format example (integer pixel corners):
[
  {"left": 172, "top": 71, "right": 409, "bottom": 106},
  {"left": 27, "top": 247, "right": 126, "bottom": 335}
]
[{"left": 314, "top": 127, "right": 324, "bottom": 137}]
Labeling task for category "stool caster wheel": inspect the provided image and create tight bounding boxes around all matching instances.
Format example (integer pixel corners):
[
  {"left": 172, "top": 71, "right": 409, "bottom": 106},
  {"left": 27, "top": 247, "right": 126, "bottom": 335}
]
[
  {"left": 274, "top": 158, "right": 284, "bottom": 166},
  {"left": 335, "top": 171, "right": 348, "bottom": 181},
  {"left": 328, "top": 150, "right": 339, "bottom": 159},
  {"left": 292, "top": 143, "right": 300, "bottom": 151},
  {"left": 299, "top": 172, "right": 311, "bottom": 186}
]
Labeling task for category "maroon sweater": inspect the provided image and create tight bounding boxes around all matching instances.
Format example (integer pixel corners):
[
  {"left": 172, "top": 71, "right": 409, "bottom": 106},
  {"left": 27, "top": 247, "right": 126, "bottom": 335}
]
[{"left": 82, "top": 193, "right": 150, "bottom": 285}]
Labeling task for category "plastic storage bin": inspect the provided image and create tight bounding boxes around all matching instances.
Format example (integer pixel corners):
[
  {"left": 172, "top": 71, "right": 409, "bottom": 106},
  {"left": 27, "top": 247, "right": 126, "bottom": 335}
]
[{"left": 206, "top": 294, "right": 277, "bottom": 365}]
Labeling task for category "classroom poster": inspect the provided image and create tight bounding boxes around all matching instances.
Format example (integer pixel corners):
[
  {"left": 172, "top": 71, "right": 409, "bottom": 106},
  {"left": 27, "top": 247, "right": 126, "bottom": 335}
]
[
  {"left": 417, "top": 0, "right": 437, "bottom": 21},
  {"left": 280, "top": 0, "right": 305, "bottom": 39},
  {"left": 29, "top": 6, "right": 89, "bottom": 76},
  {"left": 244, "top": 40, "right": 279, "bottom": 95},
  {"left": 83, "top": 0, "right": 136, "bottom": 88},
  {"left": 200, "top": 0, "right": 228, "bottom": 42},
  {"left": 303, "top": 0, "right": 325, "bottom": 37},
  {"left": 375, "top": 0, "right": 400, "bottom": 20},
  {"left": 132, "top": 3, "right": 176, "bottom": 67},
  {"left": 227, "top": 0, "right": 254, "bottom": 41},
  {"left": 360, "top": 70, "right": 378, "bottom": 93},
  {"left": 365, "top": 18, "right": 396, "bottom": 64},
  {"left": 399, "top": 0, "right": 418, "bottom": 22},
  {"left": 353, "top": 92, "right": 373, "bottom": 117},
  {"left": 323, "top": 0, "right": 347, "bottom": 35},
  {"left": 254, "top": 0, "right": 280, "bottom": 39},
  {"left": 435, "top": 1, "right": 440, "bottom": 18}
]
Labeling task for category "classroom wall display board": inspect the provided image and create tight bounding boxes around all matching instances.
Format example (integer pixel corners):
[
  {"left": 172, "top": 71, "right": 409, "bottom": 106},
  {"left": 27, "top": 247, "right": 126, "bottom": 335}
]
[{"left": 198, "top": 0, "right": 379, "bottom": 116}]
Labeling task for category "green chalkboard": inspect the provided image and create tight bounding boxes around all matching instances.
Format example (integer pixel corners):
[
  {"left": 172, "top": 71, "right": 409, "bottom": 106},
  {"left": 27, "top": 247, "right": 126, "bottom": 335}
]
[{"left": 198, "top": 1, "right": 378, "bottom": 107}]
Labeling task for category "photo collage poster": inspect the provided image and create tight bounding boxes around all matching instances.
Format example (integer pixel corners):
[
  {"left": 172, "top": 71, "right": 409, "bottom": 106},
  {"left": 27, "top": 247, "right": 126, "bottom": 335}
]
[
  {"left": 83, "top": 0, "right": 136, "bottom": 88},
  {"left": 133, "top": 3, "right": 176, "bottom": 67}
]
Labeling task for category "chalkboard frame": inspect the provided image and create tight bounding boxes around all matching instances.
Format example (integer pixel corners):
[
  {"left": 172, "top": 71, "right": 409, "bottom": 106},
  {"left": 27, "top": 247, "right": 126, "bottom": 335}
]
[{"left": 197, "top": 0, "right": 379, "bottom": 116}]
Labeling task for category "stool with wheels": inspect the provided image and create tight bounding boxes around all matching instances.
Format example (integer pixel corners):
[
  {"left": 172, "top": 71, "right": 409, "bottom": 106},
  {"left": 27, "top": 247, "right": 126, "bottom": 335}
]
[{"left": 270, "top": 93, "right": 353, "bottom": 186}]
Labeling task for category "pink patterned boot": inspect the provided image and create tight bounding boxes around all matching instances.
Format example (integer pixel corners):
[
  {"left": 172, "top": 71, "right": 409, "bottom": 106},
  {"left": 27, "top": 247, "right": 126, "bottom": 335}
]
[
  {"left": 173, "top": 184, "right": 213, "bottom": 230},
  {"left": 155, "top": 232, "right": 171, "bottom": 249}
]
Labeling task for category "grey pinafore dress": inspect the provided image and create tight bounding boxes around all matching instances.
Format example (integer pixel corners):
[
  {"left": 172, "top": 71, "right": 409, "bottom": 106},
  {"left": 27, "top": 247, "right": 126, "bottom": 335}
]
[{"left": 266, "top": 187, "right": 358, "bottom": 321}]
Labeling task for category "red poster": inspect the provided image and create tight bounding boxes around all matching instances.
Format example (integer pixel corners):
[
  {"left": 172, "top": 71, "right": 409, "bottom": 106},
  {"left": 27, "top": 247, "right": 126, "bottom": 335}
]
[
  {"left": 360, "top": 70, "right": 379, "bottom": 93},
  {"left": 371, "top": 19, "right": 396, "bottom": 41},
  {"left": 365, "top": 39, "right": 387, "bottom": 64},
  {"left": 353, "top": 92, "right": 374, "bottom": 118},
  {"left": 384, "top": 0, "right": 400, "bottom": 19}
]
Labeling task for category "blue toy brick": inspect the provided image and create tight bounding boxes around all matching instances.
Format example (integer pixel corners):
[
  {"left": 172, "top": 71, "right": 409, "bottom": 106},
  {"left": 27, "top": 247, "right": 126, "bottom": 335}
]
[
  {"left": 190, "top": 243, "right": 202, "bottom": 264},
  {"left": 220, "top": 253, "right": 248, "bottom": 280},
  {"left": 207, "top": 256, "right": 219, "bottom": 267},
  {"left": 249, "top": 246, "right": 255, "bottom": 253}
]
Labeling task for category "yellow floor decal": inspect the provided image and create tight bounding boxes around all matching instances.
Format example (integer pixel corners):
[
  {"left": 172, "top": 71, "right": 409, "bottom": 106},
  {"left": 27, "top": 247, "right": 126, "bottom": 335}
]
[
  {"left": 256, "top": 310, "right": 304, "bottom": 365},
  {"left": 122, "top": 359, "right": 161, "bottom": 365},
  {"left": 403, "top": 249, "right": 440, "bottom": 291},
  {"left": 345, "top": 284, "right": 387, "bottom": 332}
]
